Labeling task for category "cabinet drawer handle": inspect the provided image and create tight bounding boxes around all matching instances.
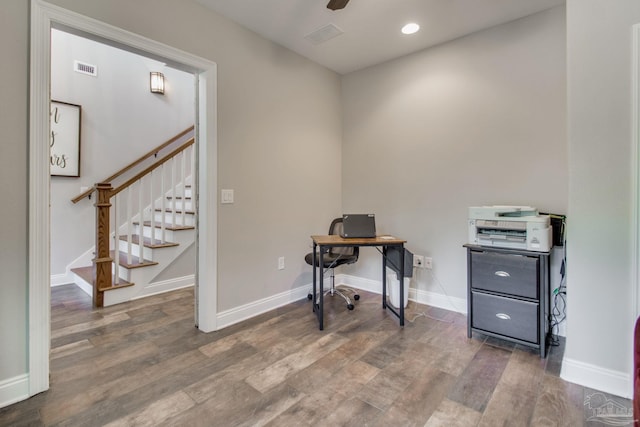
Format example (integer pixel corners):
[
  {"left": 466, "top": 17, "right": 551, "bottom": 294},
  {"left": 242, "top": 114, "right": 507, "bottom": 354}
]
[
  {"left": 494, "top": 271, "right": 511, "bottom": 278},
  {"left": 496, "top": 313, "right": 511, "bottom": 320}
]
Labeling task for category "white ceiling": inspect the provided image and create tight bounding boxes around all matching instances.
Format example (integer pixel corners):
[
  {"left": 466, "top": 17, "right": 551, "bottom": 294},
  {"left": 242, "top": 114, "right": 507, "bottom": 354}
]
[{"left": 195, "top": 0, "right": 565, "bottom": 75}]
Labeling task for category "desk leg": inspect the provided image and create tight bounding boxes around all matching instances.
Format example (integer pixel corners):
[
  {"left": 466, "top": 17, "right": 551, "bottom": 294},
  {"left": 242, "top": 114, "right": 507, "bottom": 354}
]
[
  {"left": 382, "top": 246, "right": 387, "bottom": 309},
  {"left": 318, "top": 246, "right": 324, "bottom": 330},
  {"left": 399, "top": 244, "right": 405, "bottom": 327},
  {"left": 312, "top": 242, "right": 317, "bottom": 314}
]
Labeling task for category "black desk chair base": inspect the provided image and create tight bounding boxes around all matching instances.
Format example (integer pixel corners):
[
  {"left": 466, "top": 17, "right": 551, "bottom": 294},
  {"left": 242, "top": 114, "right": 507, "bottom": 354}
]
[{"left": 306, "top": 269, "right": 360, "bottom": 310}]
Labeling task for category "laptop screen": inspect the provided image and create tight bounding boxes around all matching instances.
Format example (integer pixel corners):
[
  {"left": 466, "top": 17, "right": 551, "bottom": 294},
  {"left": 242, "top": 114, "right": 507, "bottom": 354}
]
[{"left": 341, "top": 214, "right": 376, "bottom": 238}]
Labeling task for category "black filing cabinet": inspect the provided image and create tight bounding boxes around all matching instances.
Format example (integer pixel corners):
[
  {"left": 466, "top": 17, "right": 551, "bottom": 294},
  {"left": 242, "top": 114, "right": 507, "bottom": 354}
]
[{"left": 464, "top": 244, "right": 551, "bottom": 357}]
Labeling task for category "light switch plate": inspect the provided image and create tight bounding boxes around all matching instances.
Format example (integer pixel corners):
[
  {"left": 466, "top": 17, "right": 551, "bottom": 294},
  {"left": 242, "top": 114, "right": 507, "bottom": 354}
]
[{"left": 221, "top": 189, "right": 234, "bottom": 204}]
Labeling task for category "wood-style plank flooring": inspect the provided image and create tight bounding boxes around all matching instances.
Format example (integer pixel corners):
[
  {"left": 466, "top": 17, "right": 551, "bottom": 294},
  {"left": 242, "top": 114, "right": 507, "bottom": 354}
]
[{"left": 0, "top": 284, "right": 633, "bottom": 426}]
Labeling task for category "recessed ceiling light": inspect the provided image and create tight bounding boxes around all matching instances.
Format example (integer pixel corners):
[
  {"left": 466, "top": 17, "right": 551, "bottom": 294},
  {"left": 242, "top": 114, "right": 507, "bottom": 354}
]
[{"left": 401, "top": 23, "right": 420, "bottom": 35}]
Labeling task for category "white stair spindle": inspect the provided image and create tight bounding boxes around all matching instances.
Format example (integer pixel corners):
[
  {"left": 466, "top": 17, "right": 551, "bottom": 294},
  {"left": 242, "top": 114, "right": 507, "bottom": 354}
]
[
  {"left": 138, "top": 179, "right": 144, "bottom": 264},
  {"left": 126, "top": 186, "right": 133, "bottom": 266},
  {"left": 181, "top": 150, "right": 186, "bottom": 226},
  {"left": 113, "top": 193, "right": 120, "bottom": 285},
  {"left": 171, "top": 157, "right": 177, "bottom": 227},
  {"left": 160, "top": 163, "right": 166, "bottom": 243},
  {"left": 149, "top": 168, "right": 155, "bottom": 245},
  {"left": 190, "top": 145, "right": 195, "bottom": 217}
]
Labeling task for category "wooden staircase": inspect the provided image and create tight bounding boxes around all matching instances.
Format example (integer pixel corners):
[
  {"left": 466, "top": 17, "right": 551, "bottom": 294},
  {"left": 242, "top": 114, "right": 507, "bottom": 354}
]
[{"left": 70, "top": 127, "right": 196, "bottom": 307}]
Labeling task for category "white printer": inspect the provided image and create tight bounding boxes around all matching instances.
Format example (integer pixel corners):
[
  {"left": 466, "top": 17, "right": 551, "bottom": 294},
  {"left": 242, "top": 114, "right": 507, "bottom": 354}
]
[{"left": 468, "top": 206, "right": 552, "bottom": 252}]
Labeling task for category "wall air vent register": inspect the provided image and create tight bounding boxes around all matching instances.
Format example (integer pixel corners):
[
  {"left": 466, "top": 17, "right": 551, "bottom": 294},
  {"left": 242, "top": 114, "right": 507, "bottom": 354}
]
[{"left": 73, "top": 60, "right": 97, "bottom": 77}]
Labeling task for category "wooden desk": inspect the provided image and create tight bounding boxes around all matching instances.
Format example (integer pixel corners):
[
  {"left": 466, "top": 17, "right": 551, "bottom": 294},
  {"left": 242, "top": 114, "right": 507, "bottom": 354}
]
[{"left": 310, "top": 234, "right": 407, "bottom": 330}]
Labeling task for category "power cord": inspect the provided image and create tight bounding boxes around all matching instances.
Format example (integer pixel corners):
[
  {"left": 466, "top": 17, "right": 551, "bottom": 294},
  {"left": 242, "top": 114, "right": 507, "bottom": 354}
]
[{"left": 549, "top": 216, "right": 568, "bottom": 347}]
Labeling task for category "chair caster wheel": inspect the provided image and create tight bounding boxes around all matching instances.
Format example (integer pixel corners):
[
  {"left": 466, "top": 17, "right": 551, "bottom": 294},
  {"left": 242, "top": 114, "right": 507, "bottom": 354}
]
[
  {"left": 347, "top": 304, "right": 355, "bottom": 310},
  {"left": 307, "top": 293, "right": 312, "bottom": 300},
  {"left": 354, "top": 294, "right": 360, "bottom": 300}
]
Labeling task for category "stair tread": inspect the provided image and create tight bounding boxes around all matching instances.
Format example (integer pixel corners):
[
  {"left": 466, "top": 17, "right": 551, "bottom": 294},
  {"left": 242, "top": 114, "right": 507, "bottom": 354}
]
[
  {"left": 110, "top": 250, "right": 158, "bottom": 269},
  {"left": 98, "top": 281, "right": 135, "bottom": 291},
  {"left": 119, "top": 234, "right": 179, "bottom": 248},
  {"left": 71, "top": 266, "right": 135, "bottom": 291},
  {"left": 138, "top": 221, "right": 195, "bottom": 231},
  {"left": 70, "top": 266, "right": 93, "bottom": 283}
]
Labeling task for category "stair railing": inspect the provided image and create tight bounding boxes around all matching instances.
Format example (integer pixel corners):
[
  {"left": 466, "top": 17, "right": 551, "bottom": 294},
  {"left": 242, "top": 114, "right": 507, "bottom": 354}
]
[
  {"left": 71, "top": 125, "right": 194, "bottom": 204},
  {"left": 82, "top": 127, "right": 195, "bottom": 307}
]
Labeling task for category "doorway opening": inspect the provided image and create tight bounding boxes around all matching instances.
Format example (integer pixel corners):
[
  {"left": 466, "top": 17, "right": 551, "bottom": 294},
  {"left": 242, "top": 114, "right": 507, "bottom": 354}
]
[
  {"left": 29, "top": 0, "right": 218, "bottom": 397},
  {"left": 50, "top": 28, "right": 197, "bottom": 307}
]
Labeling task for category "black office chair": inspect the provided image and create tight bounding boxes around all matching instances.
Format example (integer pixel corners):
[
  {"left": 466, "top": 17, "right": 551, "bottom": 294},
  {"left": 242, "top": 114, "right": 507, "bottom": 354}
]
[{"left": 305, "top": 218, "right": 360, "bottom": 310}]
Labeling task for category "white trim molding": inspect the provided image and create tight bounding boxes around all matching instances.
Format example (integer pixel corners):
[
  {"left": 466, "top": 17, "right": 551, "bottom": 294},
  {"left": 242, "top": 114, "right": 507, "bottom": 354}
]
[
  {"left": 50, "top": 273, "right": 74, "bottom": 287},
  {"left": 561, "top": 357, "right": 632, "bottom": 399},
  {"left": 214, "top": 274, "right": 468, "bottom": 332},
  {"left": 632, "top": 23, "right": 640, "bottom": 320},
  {"left": 29, "top": 0, "right": 53, "bottom": 398},
  {"left": 217, "top": 285, "right": 309, "bottom": 330},
  {"left": 0, "top": 375, "right": 29, "bottom": 409}
]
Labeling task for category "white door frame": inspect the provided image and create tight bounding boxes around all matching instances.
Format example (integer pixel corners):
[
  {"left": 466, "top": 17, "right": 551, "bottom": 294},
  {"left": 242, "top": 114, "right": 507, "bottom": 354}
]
[
  {"left": 633, "top": 23, "right": 640, "bottom": 319},
  {"left": 29, "top": 0, "right": 218, "bottom": 396}
]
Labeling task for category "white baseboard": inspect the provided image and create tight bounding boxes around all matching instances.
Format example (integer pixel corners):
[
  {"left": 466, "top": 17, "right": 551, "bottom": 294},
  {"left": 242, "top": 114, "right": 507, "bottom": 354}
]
[
  {"left": 134, "top": 275, "right": 195, "bottom": 300},
  {"left": 0, "top": 374, "right": 29, "bottom": 409},
  {"left": 50, "top": 272, "right": 74, "bottom": 287},
  {"left": 105, "top": 275, "right": 195, "bottom": 306},
  {"left": 561, "top": 357, "right": 632, "bottom": 399},
  {"left": 338, "top": 274, "right": 467, "bottom": 314},
  {"left": 74, "top": 279, "right": 93, "bottom": 297},
  {"left": 214, "top": 274, "right": 468, "bottom": 332},
  {"left": 216, "top": 285, "right": 309, "bottom": 330}
]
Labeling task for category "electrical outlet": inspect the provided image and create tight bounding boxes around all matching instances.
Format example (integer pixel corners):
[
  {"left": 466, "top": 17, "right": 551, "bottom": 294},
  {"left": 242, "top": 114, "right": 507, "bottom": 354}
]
[
  {"left": 278, "top": 256, "right": 285, "bottom": 270},
  {"left": 424, "top": 257, "right": 433, "bottom": 269},
  {"left": 413, "top": 255, "right": 425, "bottom": 268}
]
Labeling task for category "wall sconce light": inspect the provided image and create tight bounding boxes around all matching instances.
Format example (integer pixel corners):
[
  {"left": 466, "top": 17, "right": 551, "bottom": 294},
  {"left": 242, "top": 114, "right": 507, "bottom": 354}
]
[{"left": 150, "top": 72, "right": 165, "bottom": 94}]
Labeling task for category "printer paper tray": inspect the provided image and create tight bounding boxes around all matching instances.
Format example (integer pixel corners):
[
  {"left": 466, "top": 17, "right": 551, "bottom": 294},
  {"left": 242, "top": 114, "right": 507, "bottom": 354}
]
[
  {"left": 477, "top": 237, "right": 527, "bottom": 249},
  {"left": 477, "top": 230, "right": 526, "bottom": 241}
]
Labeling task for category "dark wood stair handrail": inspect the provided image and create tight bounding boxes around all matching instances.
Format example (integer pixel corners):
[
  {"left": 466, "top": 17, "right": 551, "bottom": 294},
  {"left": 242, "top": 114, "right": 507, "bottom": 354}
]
[
  {"left": 110, "top": 137, "right": 194, "bottom": 198},
  {"left": 71, "top": 125, "right": 194, "bottom": 203}
]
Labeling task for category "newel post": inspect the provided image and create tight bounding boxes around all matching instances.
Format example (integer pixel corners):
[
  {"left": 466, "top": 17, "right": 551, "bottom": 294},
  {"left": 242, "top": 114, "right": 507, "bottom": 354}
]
[{"left": 93, "top": 182, "right": 113, "bottom": 307}]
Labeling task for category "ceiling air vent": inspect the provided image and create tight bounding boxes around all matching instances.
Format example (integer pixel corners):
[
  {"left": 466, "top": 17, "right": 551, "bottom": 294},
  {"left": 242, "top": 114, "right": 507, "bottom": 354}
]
[
  {"left": 304, "top": 23, "right": 344, "bottom": 45},
  {"left": 74, "top": 60, "right": 97, "bottom": 77}
]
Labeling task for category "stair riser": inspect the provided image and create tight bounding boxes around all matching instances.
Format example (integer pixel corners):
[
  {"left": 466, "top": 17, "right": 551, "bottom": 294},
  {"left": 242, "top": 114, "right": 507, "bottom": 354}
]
[
  {"left": 117, "top": 240, "right": 153, "bottom": 260},
  {"left": 135, "top": 225, "right": 181, "bottom": 241},
  {"left": 165, "top": 188, "right": 192, "bottom": 199},
  {"left": 153, "top": 212, "right": 195, "bottom": 227},
  {"left": 159, "top": 199, "right": 193, "bottom": 211}
]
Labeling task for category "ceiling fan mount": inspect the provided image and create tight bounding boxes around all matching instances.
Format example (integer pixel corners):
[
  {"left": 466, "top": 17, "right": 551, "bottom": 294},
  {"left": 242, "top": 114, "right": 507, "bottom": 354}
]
[{"left": 327, "top": 0, "right": 350, "bottom": 11}]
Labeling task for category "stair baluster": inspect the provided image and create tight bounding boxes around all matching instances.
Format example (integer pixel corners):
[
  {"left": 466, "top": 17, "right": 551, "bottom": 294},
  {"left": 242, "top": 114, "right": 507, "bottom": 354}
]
[
  {"left": 113, "top": 193, "right": 120, "bottom": 286},
  {"left": 126, "top": 186, "right": 133, "bottom": 266},
  {"left": 137, "top": 179, "right": 144, "bottom": 265},
  {"left": 160, "top": 163, "right": 166, "bottom": 244},
  {"left": 181, "top": 151, "right": 187, "bottom": 227},
  {"left": 149, "top": 168, "right": 155, "bottom": 245},
  {"left": 171, "top": 157, "right": 177, "bottom": 228}
]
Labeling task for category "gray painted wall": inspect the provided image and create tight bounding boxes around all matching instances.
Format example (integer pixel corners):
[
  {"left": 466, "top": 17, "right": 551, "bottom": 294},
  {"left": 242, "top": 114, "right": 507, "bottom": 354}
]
[
  {"left": 0, "top": 0, "right": 29, "bottom": 385},
  {"left": 564, "top": 0, "right": 640, "bottom": 396},
  {"left": 341, "top": 8, "right": 567, "bottom": 303}
]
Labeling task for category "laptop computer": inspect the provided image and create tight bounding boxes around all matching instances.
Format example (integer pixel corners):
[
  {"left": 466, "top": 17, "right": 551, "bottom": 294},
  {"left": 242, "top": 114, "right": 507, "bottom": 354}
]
[{"left": 341, "top": 214, "right": 376, "bottom": 238}]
